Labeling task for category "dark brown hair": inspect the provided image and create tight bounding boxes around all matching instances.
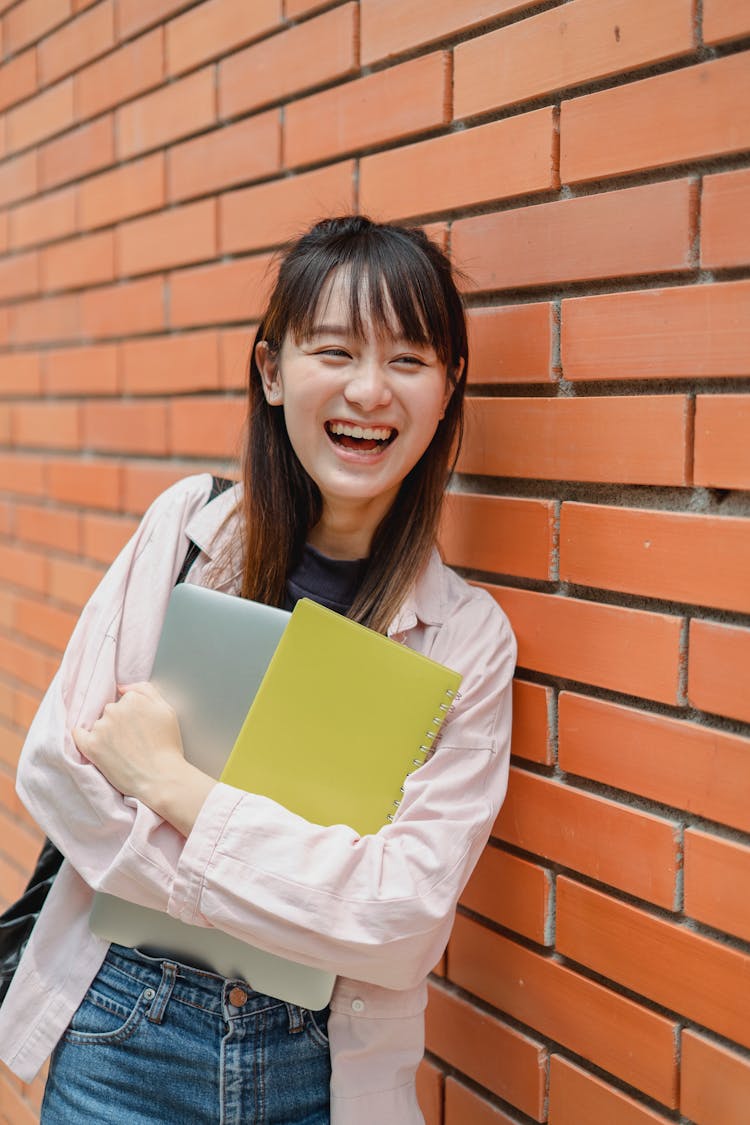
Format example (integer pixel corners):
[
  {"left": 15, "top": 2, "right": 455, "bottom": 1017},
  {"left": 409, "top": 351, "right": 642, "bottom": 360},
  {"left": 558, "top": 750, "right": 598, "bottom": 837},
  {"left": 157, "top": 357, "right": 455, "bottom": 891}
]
[{"left": 230, "top": 216, "right": 468, "bottom": 634}]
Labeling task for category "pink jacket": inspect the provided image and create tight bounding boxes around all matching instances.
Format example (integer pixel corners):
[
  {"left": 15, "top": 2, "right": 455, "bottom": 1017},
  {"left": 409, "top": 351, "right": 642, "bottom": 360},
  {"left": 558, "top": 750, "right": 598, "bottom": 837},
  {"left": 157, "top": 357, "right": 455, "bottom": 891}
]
[{"left": 0, "top": 474, "right": 516, "bottom": 1124}]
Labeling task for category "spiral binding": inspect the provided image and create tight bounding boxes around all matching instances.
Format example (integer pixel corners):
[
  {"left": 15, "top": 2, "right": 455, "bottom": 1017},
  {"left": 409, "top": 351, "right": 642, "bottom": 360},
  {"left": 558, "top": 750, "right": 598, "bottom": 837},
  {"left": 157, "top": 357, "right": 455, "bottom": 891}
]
[{"left": 385, "top": 687, "right": 457, "bottom": 822}]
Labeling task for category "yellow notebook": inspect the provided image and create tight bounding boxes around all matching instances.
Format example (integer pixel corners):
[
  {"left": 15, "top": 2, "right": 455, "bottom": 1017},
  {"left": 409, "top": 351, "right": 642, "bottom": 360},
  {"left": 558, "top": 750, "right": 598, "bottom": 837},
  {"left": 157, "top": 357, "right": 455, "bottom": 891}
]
[{"left": 219, "top": 598, "right": 462, "bottom": 836}]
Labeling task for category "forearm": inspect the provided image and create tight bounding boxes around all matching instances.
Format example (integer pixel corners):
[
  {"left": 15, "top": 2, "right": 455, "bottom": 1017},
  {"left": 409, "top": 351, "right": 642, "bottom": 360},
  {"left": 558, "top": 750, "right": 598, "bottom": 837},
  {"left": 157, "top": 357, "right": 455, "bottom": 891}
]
[{"left": 146, "top": 761, "right": 217, "bottom": 838}]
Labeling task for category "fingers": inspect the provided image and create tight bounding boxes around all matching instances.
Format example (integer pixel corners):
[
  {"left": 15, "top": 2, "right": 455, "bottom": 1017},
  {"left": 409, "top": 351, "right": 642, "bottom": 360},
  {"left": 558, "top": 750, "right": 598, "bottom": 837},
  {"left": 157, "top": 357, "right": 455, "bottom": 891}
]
[{"left": 116, "top": 681, "right": 159, "bottom": 700}]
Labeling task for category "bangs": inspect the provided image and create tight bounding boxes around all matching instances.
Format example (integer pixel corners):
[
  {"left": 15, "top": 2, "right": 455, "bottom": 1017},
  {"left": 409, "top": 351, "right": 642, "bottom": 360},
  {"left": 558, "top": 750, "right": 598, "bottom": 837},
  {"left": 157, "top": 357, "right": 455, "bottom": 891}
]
[{"left": 266, "top": 227, "right": 455, "bottom": 366}]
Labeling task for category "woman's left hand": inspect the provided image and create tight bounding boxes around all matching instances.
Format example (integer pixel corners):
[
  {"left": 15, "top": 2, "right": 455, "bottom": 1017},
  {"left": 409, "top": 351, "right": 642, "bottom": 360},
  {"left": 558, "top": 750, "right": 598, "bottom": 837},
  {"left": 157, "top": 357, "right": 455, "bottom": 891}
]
[{"left": 73, "top": 683, "right": 216, "bottom": 836}]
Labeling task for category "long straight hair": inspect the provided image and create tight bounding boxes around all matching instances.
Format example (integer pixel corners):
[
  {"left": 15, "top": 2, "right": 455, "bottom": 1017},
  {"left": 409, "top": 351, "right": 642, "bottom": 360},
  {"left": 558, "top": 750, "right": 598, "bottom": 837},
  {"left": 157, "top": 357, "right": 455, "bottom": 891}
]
[{"left": 226, "top": 216, "right": 469, "bottom": 634}]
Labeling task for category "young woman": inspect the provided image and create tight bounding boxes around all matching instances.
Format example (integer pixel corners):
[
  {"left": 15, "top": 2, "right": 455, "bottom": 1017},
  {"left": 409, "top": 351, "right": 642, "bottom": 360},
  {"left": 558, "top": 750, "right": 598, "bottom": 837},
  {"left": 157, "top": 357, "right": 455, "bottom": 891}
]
[{"left": 0, "top": 217, "right": 516, "bottom": 1124}]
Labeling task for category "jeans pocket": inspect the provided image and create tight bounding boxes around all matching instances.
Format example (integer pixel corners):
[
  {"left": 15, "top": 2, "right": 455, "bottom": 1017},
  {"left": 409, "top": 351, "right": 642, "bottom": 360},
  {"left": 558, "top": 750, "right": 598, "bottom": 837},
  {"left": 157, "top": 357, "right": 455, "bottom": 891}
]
[
  {"left": 306, "top": 1006, "right": 331, "bottom": 1049},
  {"left": 63, "top": 970, "right": 151, "bottom": 1046}
]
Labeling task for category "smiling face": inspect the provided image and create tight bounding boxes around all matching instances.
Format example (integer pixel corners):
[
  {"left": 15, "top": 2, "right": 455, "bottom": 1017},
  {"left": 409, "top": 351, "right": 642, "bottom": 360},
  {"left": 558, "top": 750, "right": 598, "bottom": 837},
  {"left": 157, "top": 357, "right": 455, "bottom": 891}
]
[{"left": 256, "top": 271, "right": 456, "bottom": 557}]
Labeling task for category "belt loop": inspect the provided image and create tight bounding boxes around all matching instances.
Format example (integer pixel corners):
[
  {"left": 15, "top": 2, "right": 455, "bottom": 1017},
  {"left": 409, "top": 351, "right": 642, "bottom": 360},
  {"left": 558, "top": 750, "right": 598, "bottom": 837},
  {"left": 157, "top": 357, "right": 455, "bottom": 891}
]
[
  {"left": 146, "top": 961, "right": 177, "bottom": 1025},
  {"left": 285, "top": 1002, "right": 304, "bottom": 1034}
]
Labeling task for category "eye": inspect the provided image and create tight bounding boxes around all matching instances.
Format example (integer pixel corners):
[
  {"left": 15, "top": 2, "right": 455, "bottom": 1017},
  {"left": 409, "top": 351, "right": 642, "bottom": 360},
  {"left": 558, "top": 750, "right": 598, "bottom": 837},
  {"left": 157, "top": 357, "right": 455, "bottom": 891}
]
[
  {"left": 317, "top": 347, "right": 351, "bottom": 359},
  {"left": 393, "top": 354, "right": 427, "bottom": 368}
]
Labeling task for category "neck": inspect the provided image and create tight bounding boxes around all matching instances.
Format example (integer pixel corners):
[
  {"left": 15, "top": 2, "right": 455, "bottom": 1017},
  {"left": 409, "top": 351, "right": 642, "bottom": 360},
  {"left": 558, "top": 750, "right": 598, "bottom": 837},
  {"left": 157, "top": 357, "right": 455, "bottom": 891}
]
[{"left": 307, "top": 497, "right": 393, "bottom": 559}]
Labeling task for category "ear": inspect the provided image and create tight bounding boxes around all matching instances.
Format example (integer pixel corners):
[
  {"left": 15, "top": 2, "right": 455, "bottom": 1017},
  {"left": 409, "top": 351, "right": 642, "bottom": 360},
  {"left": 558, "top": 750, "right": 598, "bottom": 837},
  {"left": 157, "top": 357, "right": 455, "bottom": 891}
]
[
  {"left": 255, "top": 339, "right": 284, "bottom": 405},
  {"left": 440, "top": 357, "right": 464, "bottom": 418}
]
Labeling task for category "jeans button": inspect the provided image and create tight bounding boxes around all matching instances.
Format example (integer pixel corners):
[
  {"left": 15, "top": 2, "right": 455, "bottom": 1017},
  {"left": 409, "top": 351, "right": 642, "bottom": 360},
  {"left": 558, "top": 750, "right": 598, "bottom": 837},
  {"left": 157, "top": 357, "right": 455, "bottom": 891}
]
[
  {"left": 229, "top": 987, "right": 248, "bottom": 1007},
  {"left": 143, "top": 988, "right": 155, "bottom": 1001}
]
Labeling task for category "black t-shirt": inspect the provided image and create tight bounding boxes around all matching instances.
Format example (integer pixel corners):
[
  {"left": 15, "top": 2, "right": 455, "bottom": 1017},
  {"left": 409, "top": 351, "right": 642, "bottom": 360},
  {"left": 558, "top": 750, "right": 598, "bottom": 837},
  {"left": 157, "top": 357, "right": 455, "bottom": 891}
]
[{"left": 285, "top": 543, "right": 367, "bottom": 616}]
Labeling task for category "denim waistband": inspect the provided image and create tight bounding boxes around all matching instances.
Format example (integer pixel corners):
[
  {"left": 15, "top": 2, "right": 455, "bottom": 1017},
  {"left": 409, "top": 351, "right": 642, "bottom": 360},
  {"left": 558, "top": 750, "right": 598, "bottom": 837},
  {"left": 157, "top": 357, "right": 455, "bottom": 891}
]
[{"left": 105, "top": 943, "right": 307, "bottom": 1026}]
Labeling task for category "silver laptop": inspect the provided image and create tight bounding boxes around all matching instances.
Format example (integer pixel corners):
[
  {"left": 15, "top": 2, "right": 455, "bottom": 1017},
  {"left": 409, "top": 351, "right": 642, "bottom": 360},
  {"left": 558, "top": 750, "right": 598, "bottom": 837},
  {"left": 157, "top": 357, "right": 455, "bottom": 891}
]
[{"left": 89, "top": 583, "right": 336, "bottom": 1010}]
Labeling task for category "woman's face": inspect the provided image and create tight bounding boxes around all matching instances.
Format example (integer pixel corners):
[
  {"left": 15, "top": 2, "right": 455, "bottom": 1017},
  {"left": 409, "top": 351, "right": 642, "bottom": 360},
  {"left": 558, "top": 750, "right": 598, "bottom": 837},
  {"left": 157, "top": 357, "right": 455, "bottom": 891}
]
[{"left": 256, "top": 273, "right": 455, "bottom": 543}]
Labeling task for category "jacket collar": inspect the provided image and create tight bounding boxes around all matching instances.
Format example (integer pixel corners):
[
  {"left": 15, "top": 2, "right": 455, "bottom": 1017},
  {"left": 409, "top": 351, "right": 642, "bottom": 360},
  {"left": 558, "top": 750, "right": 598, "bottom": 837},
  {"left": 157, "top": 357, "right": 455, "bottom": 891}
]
[{"left": 185, "top": 478, "right": 446, "bottom": 635}]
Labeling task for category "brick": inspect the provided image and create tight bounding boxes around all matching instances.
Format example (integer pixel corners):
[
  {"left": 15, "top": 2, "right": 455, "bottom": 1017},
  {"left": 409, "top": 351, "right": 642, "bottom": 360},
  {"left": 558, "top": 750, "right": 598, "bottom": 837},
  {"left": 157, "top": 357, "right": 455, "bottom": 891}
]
[
  {"left": 361, "top": 109, "right": 556, "bottom": 223},
  {"left": 116, "top": 67, "right": 215, "bottom": 160},
  {"left": 220, "top": 162, "right": 355, "bottom": 254},
  {"left": 0, "top": 250, "right": 39, "bottom": 301},
  {"left": 285, "top": 53, "right": 450, "bottom": 168},
  {"left": 684, "top": 830, "right": 750, "bottom": 943},
  {"left": 415, "top": 1059, "right": 441, "bottom": 1125},
  {"left": 694, "top": 394, "right": 750, "bottom": 488},
  {"left": 557, "top": 877, "right": 750, "bottom": 1049},
  {"left": 37, "top": 0, "right": 114, "bottom": 86},
  {"left": 562, "top": 280, "right": 750, "bottom": 380},
  {"left": 6, "top": 79, "right": 74, "bottom": 154},
  {"left": 219, "top": 4, "right": 357, "bottom": 120},
  {"left": 460, "top": 844, "right": 551, "bottom": 944},
  {"left": 454, "top": 180, "right": 694, "bottom": 291},
  {"left": 688, "top": 618, "right": 750, "bottom": 723},
  {"left": 448, "top": 914, "right": 677, "bottom": 1107},
  {"left": 15, "top": 502, "right": 81, "bottom": 553},
  {"left": 426, "top": 981, "right": 547, "bottom": 1118},
  {"left": 78, "top": 153, "right": 165, "bottom": 231},
  {"left": 121, "top": 461, "right": 196, "bottom": 512},
  {"left": 439, "top": 492, "right": 554, "bottom": 581},
  {"left": 0, "top": 48, "right": 37, "bottom": 113},
  {"left": 444, "top": 1079, "right": 518, "bottom": 1125},
  {"left": 558, "top": 693, "right": 750, "bottom": 833},
  {"left": 0, "top": 544, "right": 47, "bottom": 594},
  {"left": 486, "top": 584, "right": 682, "bottom": 704},
  {"left": 41, "top": 230, "right": 116, "bottom": 291},
  {"left": 117, "top": 200, "right": 216, "bottom": 276},
  {"left": 703, "top": 0, "right": 750, "bottom": 44},
  {"left": 116, "top": 0, "right": 192, "bottom": 39},
  {"left": 0, "top": 208, "right": 7, "bottom": 252},
  {"left": 74, "top": 27, "right": 163, "bottom": 120},
  {"left": 81, "top": 511, "right": 138, "bottom": 563},
  {"left": 12, "top": 401, "right": 80, "bottom": 450},
  {"left": 561, "top": 53, "right": 750, "bottom": 183},
  {"left": 361, "top": 0, "right": 539, "bottom": 65},
  {"left": 120, "top": 331, "right": 220, "bottom": 395},
  {"left": 43, "top": 343, "right": 119, "bottom": 395},
  {"left": 495, "top": 768, "right": 679, "bottom": 907},
  {"left": 681, "top": 1029, "right": 750, "bottom": 1125},
  {"left": 169, "top": 255, "right": 274, "bottom": 328},
  {"left": 458, "top": 396, "right": 689, "bottom": 486},
  {"left": 166, "top": 0, "right": 280, "bottom": 77},
  {"left": 14, "top": 595, "right": 77, "bottom": 651},
  {"left": 0, "top": 454, "right": 46, "bottom": 497},
  {"left": 82, "top": 400, "right": 168, "bottom": 456},
  {"left": 0, "top": 353, "right": 42, "bottom": 395},
  {"left": 9, "top": 293, "right": 80, "bottom": 346},
  {"left": 219, "top": 327, "right": 252, "bottom": 389},
  {"left": 0, "top": 152, "right": 37, "bottom": 208},
  {"left": 0, "top": 633, "right": 58, "bottom": 691},
  {"left": 2, "top": 0, "right": 70, "bottom": 55},
  {"left": 169, "top": 396, "right": 244, "bottom": 458},
  {"left": 48, "top": 554, "right": 104, "bottom": 606},
  {"left": 79, "top": 276, "right": 164, "bottom": 339},
  {"left": 455, "top": 0, "right": 694, "bottom": 119},
  {"left": 168, "top": 112, "right": 281, "bottom": 203},
  {"left": 46, "top": 457, "right": 121, "bottom": 509},
  {"left": 701, "top": 168, "right": 750, "bottom": 269},
  {"left": 511, "top": 680, "right": 553, "bottom": 765},
  {"left": 549, "top": 1056, "right": 671, "bottom": 1125},
  {"left": 467, "top": 303, "right": 555, "bottom": 385},
  {"left": 560, "top": 503, "right": 750, "bottom": 613},
  {"left": 9, "top": 185, "right": 77, "bottom": 250},
  {"left": 39, "top": 114, "right": 115, "bottom": 191}
]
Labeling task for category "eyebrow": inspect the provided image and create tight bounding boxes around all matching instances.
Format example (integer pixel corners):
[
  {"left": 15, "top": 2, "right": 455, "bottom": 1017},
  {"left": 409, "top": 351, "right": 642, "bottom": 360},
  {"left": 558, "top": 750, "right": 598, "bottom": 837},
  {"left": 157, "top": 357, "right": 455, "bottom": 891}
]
[{"left": 307, "top": 324, "right": 352, "bottom": 338}]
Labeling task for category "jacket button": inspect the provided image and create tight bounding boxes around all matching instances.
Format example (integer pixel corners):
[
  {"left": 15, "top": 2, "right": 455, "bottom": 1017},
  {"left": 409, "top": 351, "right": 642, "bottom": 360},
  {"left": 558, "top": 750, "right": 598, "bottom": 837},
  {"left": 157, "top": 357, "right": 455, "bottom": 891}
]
[
  {"left": 229, "top": 987, "right": 248, "bottom": 1006},
  {"left": 351, "top": 998, "right": 365, "bottom": 1012}
]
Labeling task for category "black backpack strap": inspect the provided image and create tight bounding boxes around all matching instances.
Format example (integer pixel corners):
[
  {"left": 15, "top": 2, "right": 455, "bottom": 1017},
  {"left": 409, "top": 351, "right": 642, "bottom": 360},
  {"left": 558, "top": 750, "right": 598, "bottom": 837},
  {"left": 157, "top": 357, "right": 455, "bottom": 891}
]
[{"left": 175, "top": 475, "right": 236, "bottom": 587}]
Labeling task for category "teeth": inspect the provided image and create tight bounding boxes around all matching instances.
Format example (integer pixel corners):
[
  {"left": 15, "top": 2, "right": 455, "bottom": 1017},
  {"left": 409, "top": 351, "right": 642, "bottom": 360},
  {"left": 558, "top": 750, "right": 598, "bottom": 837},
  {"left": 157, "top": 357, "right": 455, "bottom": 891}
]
[{"left": 329, "top": 422, "right": 394, "bottom": 441}]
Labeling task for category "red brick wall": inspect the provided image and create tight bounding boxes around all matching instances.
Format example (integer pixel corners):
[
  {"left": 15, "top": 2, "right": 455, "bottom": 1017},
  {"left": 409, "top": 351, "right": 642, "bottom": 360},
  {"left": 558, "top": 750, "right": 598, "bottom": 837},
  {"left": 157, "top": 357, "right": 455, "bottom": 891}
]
[{"left": 1, "top": 1, "right": 749, "bottom": 1122}]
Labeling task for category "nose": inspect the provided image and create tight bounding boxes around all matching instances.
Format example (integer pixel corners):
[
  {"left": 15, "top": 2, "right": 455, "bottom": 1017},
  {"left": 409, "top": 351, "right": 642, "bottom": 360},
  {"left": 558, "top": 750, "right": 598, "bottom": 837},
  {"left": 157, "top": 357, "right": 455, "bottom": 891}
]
[{"left": 343, "top": 358, "right": 392, "bottom": 412}]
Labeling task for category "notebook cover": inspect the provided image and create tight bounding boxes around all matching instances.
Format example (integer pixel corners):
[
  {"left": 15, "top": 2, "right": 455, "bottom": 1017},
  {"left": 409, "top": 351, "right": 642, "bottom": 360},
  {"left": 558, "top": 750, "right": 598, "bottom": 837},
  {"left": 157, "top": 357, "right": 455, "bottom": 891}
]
[{"left": 220, "top": 598, "right": 462, "bottom": 836}]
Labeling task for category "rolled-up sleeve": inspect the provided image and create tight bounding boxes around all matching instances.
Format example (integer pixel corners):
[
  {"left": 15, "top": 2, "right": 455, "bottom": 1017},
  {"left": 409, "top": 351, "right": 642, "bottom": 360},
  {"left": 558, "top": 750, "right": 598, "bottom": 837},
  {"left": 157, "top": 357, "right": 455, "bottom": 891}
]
[
  {"left": 15, "top": 475, "right": 214, "bottom": 910},
  {"left": 168, "top": 592, "right": 516, "bottom": 990}
]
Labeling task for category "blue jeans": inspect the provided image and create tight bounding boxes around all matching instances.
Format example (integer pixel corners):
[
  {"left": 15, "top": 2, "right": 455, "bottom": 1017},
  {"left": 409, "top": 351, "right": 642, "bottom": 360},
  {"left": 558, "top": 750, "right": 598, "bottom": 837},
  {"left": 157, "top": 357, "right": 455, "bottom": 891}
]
[{"left": 41, "top": 944, "right": 331, "bottom": 1123}]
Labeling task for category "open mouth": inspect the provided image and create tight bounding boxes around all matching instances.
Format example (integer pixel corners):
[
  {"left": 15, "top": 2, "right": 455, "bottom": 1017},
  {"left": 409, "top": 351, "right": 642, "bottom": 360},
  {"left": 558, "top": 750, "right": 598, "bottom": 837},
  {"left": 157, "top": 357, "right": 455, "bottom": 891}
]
[{"left": 325, "top": 421, "right": 398, "bottom": 452}]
